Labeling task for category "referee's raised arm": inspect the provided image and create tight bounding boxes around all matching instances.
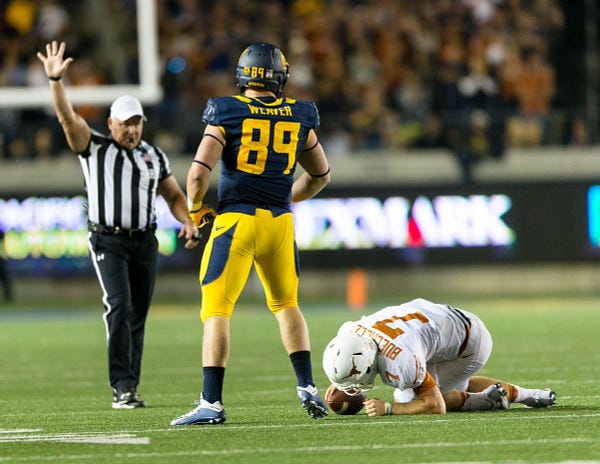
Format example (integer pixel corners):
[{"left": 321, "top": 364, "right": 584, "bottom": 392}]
[
  {"left": 35, "top": 40, "right": 200, "bottom": 410},
  {"left": 37, "top": 41, "right": 91, "bottom": 153}
]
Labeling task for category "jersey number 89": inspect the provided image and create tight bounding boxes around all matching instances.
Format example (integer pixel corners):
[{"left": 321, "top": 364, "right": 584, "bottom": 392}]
[{"left": 238, "top": 118, "right": 300, "bottom": 175}]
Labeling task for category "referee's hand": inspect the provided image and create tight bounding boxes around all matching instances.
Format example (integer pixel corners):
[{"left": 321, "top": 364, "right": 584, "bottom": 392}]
[
  {"left": 37, "top": 41, "right": 73, "bottom": 80},
  {"left": 179, "top": 219, "right": 200, "bottom": 249}
]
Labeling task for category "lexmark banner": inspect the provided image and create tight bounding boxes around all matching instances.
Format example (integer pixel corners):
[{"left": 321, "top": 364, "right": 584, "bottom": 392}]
[
  {"left": 294, "top": 181, "right": 590, "bottom": 267},
  {"left": 0, "top": 193, "right": 514, "bottom": 258},
  {"left": 292, "top": 194, "right": 515, "bottom": 249},
  {"left": 0, "top": 181, "right": 595, "bottom": 273}
]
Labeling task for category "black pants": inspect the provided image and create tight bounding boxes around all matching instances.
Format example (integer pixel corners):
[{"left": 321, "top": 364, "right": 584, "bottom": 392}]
[
  {"left": 88, "top": 230, "right": 158, "bottom": 392},
  {"left": 0, "top": 257, "right": 13, "bottom": 301}
]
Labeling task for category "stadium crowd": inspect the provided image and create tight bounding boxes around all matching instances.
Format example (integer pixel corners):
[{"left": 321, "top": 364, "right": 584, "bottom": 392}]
[{"left": 0, "top": 0, "right": 588, "bottom": 164}]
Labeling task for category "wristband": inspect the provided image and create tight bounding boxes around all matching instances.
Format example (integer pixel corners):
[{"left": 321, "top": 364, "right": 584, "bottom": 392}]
[
  {"left": 384, "top": 402, "right": 393, "bottom": 415},
  {"left": 49, "top": 76, "right": 62, "bottom": 81},
  {"left": 187, "top": 199, "right": 203, "bottom": 212}
]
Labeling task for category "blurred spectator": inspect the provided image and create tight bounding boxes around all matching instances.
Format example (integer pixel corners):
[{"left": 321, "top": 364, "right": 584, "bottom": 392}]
[
  {"left": 349, "top": 84, "right": 399, "bottom": 150},
  {"left": 447, "top": 109, "right": 505, "bottom": 184},
  {"left": 6, "top": 137, "right": 28, "bottom": 161},
  {"left": 434, "top": 16, "right": 468, "bottom": 116},
  {"left": 36, "top": 0, "right": 69, "bottom": 40},
  {"left": 495, "top": 41, "right": 522, "bottom": 114},
  {"left": 0, "top": 0, "right": 571, "bottom": 159},
  {"left": 566, "top": 116, "right": 592, "bottom": 147},
  {"left": 507, "top": 48, "right": 556, "bottom": 147},
  {"left": 4, "top": 0, "right": 37, "bottom": 36},
  {"left": 32, "top": 127, "right": 54, "bottom": 160},
  {"left": 457, "top": 56, "right": 498, "bottom": 112},
  {"left": 414, "top": 115, "right": 445, "bottom": 149},
  {"left": 68, "top": 57, "right": 108, "bottom": 126}
]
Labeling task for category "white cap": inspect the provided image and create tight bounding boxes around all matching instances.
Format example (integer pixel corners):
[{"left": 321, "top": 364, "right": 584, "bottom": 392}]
[{"left": 109, "top": 95, "right": 146, "bottom": 121}]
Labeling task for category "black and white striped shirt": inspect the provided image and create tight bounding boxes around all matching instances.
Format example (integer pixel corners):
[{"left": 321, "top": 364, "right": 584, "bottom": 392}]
[{"left": 78, "top": 131, "right": 172, "bottom": 230}]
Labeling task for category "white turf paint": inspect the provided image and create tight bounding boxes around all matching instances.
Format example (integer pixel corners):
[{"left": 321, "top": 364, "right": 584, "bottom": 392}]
[
  {"left": 0, "top": 429, "right": 149, "bottom": 445},
  {"left": 3, "top": 411, "right": 600, "bottom": 431},
  {"left": 0, "top": 429, "right": 42, "bottom": 434},
  {"left": 0, "top": 438, "right": 596, "bottom": 462},
  {"left": 429, "top": 462, "right": 600, "bottom": 464},
  {"left": 3, "top": 411, "right": 592, "bottom": 437},
  {"left": 1, "top": 413, "right": 599, "bottom": 461}
]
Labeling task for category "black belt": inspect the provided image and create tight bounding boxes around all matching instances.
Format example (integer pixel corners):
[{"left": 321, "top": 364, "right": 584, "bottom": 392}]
[
  {"left": 447, "top": 305, "right": 471, "bottom": 355},
  {"left": 88, "top": 222, "right": 156, "bottom": 239}
]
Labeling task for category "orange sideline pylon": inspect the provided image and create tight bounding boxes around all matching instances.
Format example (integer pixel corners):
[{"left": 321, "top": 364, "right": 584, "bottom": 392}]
[{"left": 347, "top": 268, "right": 368, "bottom": 310}]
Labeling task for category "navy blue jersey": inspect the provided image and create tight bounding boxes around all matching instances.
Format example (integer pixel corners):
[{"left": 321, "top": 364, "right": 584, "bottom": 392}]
[{"left": 202, "top": 95, "right": 320, "bottom": 215}]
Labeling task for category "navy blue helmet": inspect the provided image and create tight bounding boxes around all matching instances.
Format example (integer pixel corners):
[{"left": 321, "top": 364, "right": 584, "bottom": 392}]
[{"left": 235, "top": 43, "right": 289, "bottom": 97}]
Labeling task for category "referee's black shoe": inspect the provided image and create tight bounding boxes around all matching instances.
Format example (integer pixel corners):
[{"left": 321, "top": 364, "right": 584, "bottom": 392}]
[{"left": 112, "top": 388, "right": 146, "bottom": 409}]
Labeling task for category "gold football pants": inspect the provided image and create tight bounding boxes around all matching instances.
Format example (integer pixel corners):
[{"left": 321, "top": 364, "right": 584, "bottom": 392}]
[{"left": 199, "top": 209, "right": 299, "bottom": 321}]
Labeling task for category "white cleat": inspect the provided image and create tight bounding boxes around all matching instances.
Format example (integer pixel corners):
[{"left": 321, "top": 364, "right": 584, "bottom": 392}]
[
  {"left": 520, "top": 389, "right": 556, "bottom": 408},
  {"left": 482, "top": 383, "right": 510, "bottom": 410},
  {"left": 170, "top": 397, "right": 226, "bottom": 426}
]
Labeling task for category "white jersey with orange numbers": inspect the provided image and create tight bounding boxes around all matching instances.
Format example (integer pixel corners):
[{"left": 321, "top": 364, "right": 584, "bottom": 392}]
[{"left": 337, "top": 298, "right": 472, "bottom": 391}]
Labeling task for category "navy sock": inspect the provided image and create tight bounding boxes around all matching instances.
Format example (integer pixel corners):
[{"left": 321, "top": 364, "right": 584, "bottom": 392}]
[
  {"left": 289, "top": 350, "right": 313, "bottom": 388},
  {"left": 202, "top": 366, "right": 225, "bottom": 404}
]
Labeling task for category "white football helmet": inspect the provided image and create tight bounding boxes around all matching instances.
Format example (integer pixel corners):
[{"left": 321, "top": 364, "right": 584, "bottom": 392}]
[{"left": 322, "top": 331, "right": 378, "bottom": 396}]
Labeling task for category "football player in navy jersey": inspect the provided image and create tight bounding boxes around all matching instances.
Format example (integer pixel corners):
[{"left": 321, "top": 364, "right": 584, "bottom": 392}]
[{"left": 171, "top": 43, "right": 331, "bottom": 425}]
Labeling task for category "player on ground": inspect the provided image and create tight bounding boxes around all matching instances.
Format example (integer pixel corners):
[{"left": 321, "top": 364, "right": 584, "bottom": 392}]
[
  {"left": 323, "top": 298, "right": 556, "bottom": 416},
  {"left": 171, "top": 42, "right": 331, "bottom": 425}
]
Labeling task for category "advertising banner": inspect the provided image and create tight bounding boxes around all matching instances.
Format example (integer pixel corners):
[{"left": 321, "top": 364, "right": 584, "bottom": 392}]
[{"left": 0, "top": 182, "right": 595, "bottom": 274}]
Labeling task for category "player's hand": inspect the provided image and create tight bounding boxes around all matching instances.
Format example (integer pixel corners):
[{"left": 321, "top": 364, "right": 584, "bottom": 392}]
[
  {"left": 363, "top": 398, "right": 386, "bottom": 417},
  {"left": 36, "top": 41, "right": 73, "bottom": 80}
]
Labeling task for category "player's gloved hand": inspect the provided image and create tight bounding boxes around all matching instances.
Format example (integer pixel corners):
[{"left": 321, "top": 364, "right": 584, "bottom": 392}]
[{"left": 189, "top": 204, "right": 216, "bottom": 231}]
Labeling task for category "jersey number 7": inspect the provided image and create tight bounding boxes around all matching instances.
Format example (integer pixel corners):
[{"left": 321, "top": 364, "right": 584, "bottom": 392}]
[{"left": 372, "top": 312, "right": 430, "bottom": 339}]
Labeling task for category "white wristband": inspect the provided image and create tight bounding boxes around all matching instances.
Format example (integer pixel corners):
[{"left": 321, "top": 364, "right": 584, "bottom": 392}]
[
  {"left": 187, "top": 199, "right": 203, "bottom": 211},
  {"left": 384, "top": 402, "right": 393, "bottom": 415}
]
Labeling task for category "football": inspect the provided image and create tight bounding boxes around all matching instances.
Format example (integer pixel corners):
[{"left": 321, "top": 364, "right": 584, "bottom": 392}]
[{"left": 324, "top": 384, "right": 366, "bottom": 415}]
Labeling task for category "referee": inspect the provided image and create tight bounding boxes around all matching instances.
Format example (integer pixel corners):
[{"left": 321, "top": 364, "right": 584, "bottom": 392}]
[{"left": 37, "top": 41, "right": 199, "bottom": 408}]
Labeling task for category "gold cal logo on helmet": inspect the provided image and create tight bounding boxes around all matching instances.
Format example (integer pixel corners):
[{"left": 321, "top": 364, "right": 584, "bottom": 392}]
[
  {"left": 279, "top": 51, "right": 288, "bottom": 69},
  {"left": 243, "top": 66, "right": 271, "bottom": 80}
]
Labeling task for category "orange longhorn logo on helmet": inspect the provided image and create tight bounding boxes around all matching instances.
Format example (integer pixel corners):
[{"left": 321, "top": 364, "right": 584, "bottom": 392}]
[{"left": 349, "top": 358, "right": 361, "bottom": 376}]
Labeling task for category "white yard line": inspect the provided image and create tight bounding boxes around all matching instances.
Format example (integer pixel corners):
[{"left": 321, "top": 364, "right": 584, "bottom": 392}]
[
  {"left": 3, "top": 411, "right": 600, "bottom": 433},
  {"left": 0, "top": 438, "right": 596, "bottom": 462},
  {"left": 0, "top": 430, "right": 149, "bottom": 445},
  {"left": 0, "top": 429, "right": 42, "bottom": 434}
]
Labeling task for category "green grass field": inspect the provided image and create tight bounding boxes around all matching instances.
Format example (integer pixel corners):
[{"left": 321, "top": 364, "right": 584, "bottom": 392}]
[{"left": 1, "top": 296, "right": 599, "bottom": 463}]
